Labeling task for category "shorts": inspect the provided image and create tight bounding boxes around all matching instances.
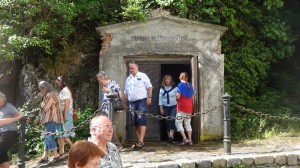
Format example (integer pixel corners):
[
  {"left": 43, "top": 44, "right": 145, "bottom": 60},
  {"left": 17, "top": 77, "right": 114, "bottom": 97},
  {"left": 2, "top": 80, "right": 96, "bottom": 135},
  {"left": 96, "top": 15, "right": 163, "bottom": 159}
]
[
  {"left": 0, "top": 130, "right": 18, "bottom": 164},
  {"left": 129, "top": 98, "right": 148, "bottom": 127}
]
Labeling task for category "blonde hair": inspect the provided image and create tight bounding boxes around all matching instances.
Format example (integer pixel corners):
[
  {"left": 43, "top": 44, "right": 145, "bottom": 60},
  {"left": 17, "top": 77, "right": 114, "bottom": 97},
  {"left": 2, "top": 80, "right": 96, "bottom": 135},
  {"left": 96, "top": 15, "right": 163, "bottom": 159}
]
[{"left": 161, "top": 75, "right": 174, "bottom": 87}]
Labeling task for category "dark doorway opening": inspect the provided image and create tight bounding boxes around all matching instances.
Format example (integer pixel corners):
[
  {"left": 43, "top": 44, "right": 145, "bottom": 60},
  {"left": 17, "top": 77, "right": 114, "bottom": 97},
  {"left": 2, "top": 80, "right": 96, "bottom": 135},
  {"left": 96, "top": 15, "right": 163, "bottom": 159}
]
[{"left": 160, "top": 63, "right": 191, "bottom": 142}]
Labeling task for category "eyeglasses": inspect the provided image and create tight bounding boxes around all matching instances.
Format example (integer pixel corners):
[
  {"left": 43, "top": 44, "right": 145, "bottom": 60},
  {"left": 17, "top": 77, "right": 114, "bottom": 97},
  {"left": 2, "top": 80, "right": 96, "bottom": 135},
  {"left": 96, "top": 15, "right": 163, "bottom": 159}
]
[{"left": 94, "top": 124, "right": 115, "bottom": 130}]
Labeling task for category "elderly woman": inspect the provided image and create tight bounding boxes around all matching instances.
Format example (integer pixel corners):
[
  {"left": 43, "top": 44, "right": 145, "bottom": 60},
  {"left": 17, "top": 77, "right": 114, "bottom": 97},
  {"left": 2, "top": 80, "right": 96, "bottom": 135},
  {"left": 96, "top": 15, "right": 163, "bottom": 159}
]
[
  {"left": 95, "top": 71, "right": 121, "bottom": 115},
  {"left": 37, "top": 81, "right": 63, "bottom": 164},
  {"left": 95, "top": 71, "right": 123, "bottom": 150},
  {"left": 0, "top": 92, "right": 24, "bottom": 168}
]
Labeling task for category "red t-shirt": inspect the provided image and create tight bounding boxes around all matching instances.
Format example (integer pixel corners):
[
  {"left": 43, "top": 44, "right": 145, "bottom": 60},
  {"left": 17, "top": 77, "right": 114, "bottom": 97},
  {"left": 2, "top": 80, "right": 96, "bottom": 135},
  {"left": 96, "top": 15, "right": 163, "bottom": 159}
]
[{"left": 176, "top": 82, "right": 194, "bottom": 114}]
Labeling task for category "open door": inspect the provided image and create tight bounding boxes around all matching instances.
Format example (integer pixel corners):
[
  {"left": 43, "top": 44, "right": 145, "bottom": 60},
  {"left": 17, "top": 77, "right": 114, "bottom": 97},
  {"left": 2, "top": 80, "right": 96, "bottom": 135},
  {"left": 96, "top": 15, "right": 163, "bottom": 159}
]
[
  {"left": 191, "top": 56, "right": 200, "bottom": 144},
  {"left": 126, "top": 62, "right": 161, "bottom": 142}
]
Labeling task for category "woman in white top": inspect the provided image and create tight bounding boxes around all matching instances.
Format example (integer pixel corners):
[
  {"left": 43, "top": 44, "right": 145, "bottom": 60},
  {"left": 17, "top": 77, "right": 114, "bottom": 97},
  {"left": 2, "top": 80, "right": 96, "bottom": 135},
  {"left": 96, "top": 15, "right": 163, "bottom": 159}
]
[
  {"left": 56, "top": 76, "right": 75, "bottom": 158},
  {"left": 158, "top": 75, "right": 177, "bottom": 143}
]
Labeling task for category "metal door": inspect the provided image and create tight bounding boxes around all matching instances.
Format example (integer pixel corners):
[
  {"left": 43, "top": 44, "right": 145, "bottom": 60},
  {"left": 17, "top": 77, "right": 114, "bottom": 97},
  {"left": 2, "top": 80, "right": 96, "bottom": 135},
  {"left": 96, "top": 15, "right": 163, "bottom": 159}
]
[{"left": 126, "top": 62, "right": 161, "bottom": 142}]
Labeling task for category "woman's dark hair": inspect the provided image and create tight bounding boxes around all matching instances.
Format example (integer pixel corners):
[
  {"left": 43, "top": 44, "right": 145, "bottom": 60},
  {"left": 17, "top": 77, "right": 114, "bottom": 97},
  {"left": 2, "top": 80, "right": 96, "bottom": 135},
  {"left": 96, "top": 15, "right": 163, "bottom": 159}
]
[
  {"left": 57, "top": 76, "right": 74, "bottom": 98},
  {"left": 57, "top": 76, "right": 68, "bottom": 88}
]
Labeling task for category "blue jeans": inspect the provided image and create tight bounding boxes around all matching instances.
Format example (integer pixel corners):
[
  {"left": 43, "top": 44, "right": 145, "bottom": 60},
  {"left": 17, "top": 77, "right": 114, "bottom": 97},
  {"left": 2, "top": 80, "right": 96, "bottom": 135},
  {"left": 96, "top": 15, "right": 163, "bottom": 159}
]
[
  {"left": 44, "top": 121, "right": 58, "bottom": 151},
  {"left": 129, "top": 98, "right": 148, "bottom": 127},
  {"left": 163, "top": 105, "right": 177, "bottom": 131}
]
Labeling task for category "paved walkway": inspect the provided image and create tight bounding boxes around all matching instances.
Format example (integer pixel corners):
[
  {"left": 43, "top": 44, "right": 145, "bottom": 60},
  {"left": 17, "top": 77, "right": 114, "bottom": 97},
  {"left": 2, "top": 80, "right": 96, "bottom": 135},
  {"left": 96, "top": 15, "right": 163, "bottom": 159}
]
[{"left": 23, "top": 135, "right": 300, "bottom": 168}]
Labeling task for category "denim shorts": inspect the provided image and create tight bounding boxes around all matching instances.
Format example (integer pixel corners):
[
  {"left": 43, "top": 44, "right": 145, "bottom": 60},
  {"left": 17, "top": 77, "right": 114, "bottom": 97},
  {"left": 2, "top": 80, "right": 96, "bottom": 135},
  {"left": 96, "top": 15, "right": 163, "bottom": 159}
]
[
  {"left": 129, "top": 98, "right": 148, "bottom": 127},
  {"left": 44, "top": 121, "right": 58, "bottom": 151}
]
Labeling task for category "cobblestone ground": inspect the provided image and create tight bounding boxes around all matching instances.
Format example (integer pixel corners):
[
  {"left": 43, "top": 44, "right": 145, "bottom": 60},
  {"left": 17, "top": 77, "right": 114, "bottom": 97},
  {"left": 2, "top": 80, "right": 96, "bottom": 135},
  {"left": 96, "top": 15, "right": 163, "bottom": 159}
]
[{"left": 16, "top": 135, "right": 300, "bottom": 168}]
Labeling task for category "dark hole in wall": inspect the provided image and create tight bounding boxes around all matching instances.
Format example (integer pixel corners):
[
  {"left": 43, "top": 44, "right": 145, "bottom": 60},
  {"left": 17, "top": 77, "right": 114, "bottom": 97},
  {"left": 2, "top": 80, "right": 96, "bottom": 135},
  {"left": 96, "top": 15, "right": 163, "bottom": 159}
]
[{"left": 160, "top": 64, "right": 191, "bottom": 142}]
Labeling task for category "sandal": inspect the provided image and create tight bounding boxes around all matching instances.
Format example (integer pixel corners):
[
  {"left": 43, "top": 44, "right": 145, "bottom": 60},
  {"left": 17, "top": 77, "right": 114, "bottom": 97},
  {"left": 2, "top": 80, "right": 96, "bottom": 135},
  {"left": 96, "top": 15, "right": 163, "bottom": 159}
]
[
  {"left": 188, "top": 141, "right": 193, "bottom": 146},
  {"left": 131, "top": 141, "right": 144, "bottom": 150},
  {"left": 37, "top": 158, "right": 49, "bottom": 164},
  {"left": 179, "top": 139, "right": 189, "bottom": 146},
  {"left": 59, "top": 153, "right": 68, "bottom": 159},
  {"left": 48, "top": 156, "right": 60, "bottom": 164}
]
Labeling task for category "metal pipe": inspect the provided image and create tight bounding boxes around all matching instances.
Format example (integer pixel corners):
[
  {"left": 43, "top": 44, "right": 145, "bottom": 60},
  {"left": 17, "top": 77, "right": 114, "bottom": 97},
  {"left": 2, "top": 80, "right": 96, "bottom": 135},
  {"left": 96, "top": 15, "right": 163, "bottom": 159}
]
[
  {"left": 223, "top": 92, "right": 232, "bottom": 154},
  {"left": 107, "top": 90, "right": 116, "bottom": 121},
  {"left": 17, "top": 117, "right": 26, "bottom": 168}
]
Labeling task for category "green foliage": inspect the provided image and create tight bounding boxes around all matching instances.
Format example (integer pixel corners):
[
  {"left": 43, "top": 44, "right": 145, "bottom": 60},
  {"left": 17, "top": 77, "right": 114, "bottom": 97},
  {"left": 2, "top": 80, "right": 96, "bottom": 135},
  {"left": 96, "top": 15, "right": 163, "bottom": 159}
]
[
  {"left": 230, "top": 91, "right": 295, "bottom": 141},
  {"left": 218, "top": 0, "right": 295, "bottom": 107},
  {"left": 73, "top": 108, "right": 96, "bottom": 140},
  {"left": 0, "top": 0, "right": 76, "bottom": 58},
  {"left": 122, "top": 0, "right": 148, "bottom": 21},
  {"left": 0, "top": 0, "right": 122, "bottom": 75}
]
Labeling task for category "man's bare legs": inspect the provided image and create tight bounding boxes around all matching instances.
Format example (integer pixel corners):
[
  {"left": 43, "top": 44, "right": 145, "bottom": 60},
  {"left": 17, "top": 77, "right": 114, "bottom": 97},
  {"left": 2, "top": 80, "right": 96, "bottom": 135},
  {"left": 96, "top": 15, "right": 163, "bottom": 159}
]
[
  {"left": 137, "top": 126, "right": 146, "bottom": 143},
  {"left": 132, "top": 125, "right": 146, "bottom": 149}
]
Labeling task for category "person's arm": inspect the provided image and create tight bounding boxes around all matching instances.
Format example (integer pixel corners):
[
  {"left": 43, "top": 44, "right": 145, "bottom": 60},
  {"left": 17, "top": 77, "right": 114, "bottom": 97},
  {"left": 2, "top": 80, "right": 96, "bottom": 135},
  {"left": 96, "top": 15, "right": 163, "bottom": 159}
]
[
  {"left": 158, "top": 89, "right": 164, "bottom": 115},
  {"left": 123, "top": 79, "right": 128, "bottom": 110},
  {"left": 64, "top": 98, "right": 70, "bottom": 119},
  {"left": 146, "top": 87, "right": 152, "bottom": 106},
  {"left": 0, "top": 113, "right": 24, "bottom": 126},
  {"left": 176, "top": 92, "right": 181, "bottom": 101},
  {"left": 40, "top": 93, "right": 55, "bottom": 113},
  {"left": 123, "top": 93, "right": 128, "bottom": 110},
  {"left": 102, "top": 87, "right": 110, "bottom": 93}
]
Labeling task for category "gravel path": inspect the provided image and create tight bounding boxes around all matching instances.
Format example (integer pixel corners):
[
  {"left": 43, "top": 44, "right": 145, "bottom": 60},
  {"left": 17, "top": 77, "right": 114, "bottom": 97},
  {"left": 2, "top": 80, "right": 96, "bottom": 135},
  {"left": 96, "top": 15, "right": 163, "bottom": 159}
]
[{"left": 18, "top": 135, "right": 300, "bottom": 168}]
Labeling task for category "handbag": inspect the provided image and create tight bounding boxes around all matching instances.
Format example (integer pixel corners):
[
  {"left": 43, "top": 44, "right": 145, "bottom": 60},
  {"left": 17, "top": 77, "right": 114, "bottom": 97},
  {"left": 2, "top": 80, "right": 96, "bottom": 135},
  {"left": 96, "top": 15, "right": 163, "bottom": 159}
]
[
  {"left": 114, "top": 92, "right": 124, "bottom": 111},
  {"left": 72, "top": 105, "right": 77, "bottom": 120}
]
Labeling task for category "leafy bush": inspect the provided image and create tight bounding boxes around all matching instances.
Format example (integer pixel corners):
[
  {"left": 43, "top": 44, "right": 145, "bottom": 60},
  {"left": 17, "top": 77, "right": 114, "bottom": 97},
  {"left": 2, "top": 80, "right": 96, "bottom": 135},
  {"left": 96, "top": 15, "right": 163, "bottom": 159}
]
[
  {"left": 230, "top": 91, "right": 298, "bottom": 141},
  {"left": 73, "top": 107, "right": 98, "bottom": 141}
]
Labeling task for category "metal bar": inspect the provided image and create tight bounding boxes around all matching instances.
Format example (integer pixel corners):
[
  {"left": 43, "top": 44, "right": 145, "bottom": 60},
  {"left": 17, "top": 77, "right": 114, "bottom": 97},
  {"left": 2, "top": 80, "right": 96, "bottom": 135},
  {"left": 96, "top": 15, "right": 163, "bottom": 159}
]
[
  {"left": 223, "top": 92, "right": 232, "bottom": 154},
  {"left": 17, "top": 117, "right": 26, "bottom": 168},
  {"left": 107, "top": 91, "right": 116, "bottom": 121}
]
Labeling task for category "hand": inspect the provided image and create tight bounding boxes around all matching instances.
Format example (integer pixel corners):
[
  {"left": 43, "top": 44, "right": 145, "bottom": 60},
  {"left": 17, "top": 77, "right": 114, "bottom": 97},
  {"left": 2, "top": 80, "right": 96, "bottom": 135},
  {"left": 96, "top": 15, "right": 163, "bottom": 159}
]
[
  {"left": 102, "top": 87, "right": 110, "bottom": 93},
  {"left": 17, "top": 113, "right": 25, "bottom": 120},
  {"left": 146, "top": 97, "right": 151, "bottom": 106},
  {"left": 160, "top": 110, "right": 164, "bottom": 115},
  {"left": 159, "top": 106, "right": 164, "bottom": 115},
  {"left": 64, "top": 114, "right": 67, "bottom": 122}
]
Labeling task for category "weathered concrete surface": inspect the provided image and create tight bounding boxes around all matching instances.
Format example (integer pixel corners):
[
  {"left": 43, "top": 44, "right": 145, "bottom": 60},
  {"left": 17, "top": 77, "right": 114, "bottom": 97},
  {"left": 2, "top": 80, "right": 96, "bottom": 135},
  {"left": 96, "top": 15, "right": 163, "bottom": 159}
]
[{"left": 23, "top": 136, "right": 300, "bottom": 168}]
